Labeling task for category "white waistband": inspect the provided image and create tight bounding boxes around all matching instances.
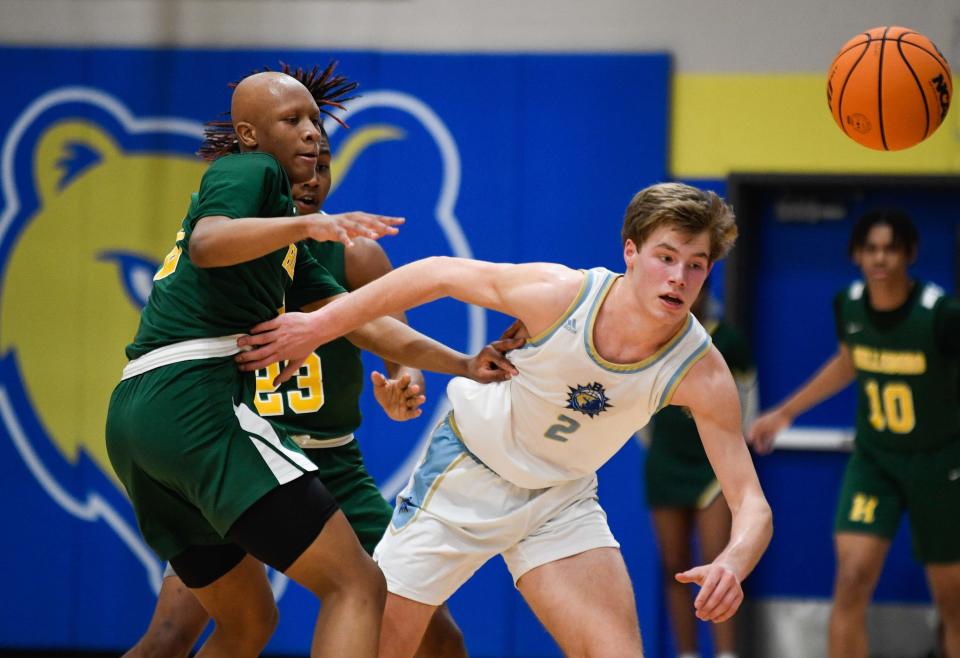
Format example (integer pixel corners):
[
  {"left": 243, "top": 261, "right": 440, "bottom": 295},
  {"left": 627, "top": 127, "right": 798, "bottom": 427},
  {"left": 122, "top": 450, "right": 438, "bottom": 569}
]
[
  {"left": 121, "top": 334, "right": 245, "bottom": 380},
  {"left": 291, "top": 433, "right": 355, "bottom": 449}
]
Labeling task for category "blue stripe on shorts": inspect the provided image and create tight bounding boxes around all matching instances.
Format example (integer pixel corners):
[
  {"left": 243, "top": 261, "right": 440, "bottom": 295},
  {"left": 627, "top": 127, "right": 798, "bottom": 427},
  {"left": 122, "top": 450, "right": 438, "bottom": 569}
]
[{"left": 392, "top": 415, "right": 467, "bottom": 531}]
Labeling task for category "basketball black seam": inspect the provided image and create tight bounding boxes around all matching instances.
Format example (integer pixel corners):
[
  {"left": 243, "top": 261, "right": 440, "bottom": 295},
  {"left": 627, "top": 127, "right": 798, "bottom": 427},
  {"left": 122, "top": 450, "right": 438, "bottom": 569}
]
[
  {"left": 878, "top": 27, "right": 889, "bottom": 150},
  {"left": 837, "top": 37, "right": 872, "bottom": 139},
  {"left": 897, "top": 36, "right": 931, "bottom": 139},
  {"left": 834, "top": 32, "right": 873, "bottom": 59},
  {"left": 899, "top": 40, "right": 953, "bottom": 82},
  {"left": 835, "top": 34, "right": 952, "bottom": 79}
]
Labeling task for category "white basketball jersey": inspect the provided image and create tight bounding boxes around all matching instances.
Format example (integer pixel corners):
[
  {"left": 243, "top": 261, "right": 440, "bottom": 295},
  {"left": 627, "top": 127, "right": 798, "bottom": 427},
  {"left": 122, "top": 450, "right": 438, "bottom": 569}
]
[{"left": 447, "top": 267, "right": 712, "bottom": 489}]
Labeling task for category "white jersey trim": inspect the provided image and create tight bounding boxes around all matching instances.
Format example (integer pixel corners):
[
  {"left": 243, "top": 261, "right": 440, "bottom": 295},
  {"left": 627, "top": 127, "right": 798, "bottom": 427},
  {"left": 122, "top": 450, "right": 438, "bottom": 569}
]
[
  {"left": 655, "top": 335, "right": 712, "bottom": 410},
  {"left": 583, "top": 272, "right": 696, "bottom": 374},
  {"left": 524, "top": 270, "right": 594, "bottom": 347},
  {"left": 290, "top": 433, "right": 356, "bottom": 449},
  {"left": 121, "top": 334, "right": 243, "bottom": 380},
  {"left": 921, "top": 283, "right": 944, "bottom": 310}
]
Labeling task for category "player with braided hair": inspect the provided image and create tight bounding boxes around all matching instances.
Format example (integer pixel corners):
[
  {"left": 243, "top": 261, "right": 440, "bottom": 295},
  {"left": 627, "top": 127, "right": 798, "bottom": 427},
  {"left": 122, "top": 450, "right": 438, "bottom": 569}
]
[{"left": 108, "top": 66, "right": 506, "bottom": 656}]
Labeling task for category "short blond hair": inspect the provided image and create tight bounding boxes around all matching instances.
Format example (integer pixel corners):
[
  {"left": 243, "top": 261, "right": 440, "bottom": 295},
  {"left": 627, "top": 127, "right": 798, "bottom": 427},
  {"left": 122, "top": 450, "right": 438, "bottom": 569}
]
[{"left": 621, "top": 182, "right": 737, "bottom": 262}]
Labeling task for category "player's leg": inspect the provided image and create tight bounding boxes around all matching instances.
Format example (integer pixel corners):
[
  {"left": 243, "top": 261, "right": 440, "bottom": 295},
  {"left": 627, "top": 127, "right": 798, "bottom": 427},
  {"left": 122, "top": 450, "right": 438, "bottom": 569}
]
[
  {"left": 505, "top": 474, "right": 637, "bottom": 656},
  {"left": 651, "top": 506, "right": 698, "bottom": 656},
  {"left": 227, "top": 473, "right": 386, "bottom": 657},
  {"left": 926, "top": 563, "right": 960, "bottom": 658},
  {"left": 374, "top": 414, "right": 523, "bottom": 658},
  {"left": 517, "top": 548, "right": 643, "bottom": 657},
  {"left": 828, "top": 532, "right": 890, "bottom": 658},
  {"left": 828, "top": 446, "right": 901, "bottom": 658},
  {"left": 306, "top": 442, "right": 467, "bottom": 658},
  {"left": 170, "top": 549, "right": 278, "bottom": 658},
  {"left": 416, "top": 605, "right": 467, "bottom": 658},
  {"left": 122, "top": 571, "right": 209, "bottom": 658},
  {"left": 696, "top": 493, "right": 736, "bottom": 657},
  {"left": 379, "top": 594, "right": 442, "bottom": 658},
  {"left": 908, "top": 440, "right": 960, "bottom": 658}
]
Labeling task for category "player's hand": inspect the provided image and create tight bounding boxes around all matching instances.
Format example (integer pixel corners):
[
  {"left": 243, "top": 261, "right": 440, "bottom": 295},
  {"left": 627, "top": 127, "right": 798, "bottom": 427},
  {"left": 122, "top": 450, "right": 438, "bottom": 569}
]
[
  {"left": 747, "top": 408, "right": 792, "bottom": 455},
  {"left": 465, "top": 343, "right": 521, "bottom": 383},
  {"left": 372, "top": 371, "right": 425, "bottom": 421},
  {"left": 498, "top": 319, "right": 530, "bottom": 343},
  {"left": 305, "top": 211, "right": 404, "bottom": 247},
  {"left": 236, "top": 313, "right": 318, "bottom": 385},
  {"left": 675, "top": 562, "right": 743, "bottom": 623}
]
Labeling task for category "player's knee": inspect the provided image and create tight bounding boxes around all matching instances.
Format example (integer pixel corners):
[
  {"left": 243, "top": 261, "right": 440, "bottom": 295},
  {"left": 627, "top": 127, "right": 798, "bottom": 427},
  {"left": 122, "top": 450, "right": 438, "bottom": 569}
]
[
  {"left": 209, "top": 591, "right": 278, "bottom": 646},
  {"left": 833, "top": 562, "right": 876, "bottom": 603},
  {"left": 322, "top": 551, "right": 386, "bottom": 607},
  {"left": 358, "top": 556, "right": 388, "bottom": 608}
]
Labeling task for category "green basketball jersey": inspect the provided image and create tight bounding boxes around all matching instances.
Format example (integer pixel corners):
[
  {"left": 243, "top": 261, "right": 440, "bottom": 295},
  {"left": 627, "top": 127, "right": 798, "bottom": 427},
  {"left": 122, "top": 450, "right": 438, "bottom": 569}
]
[
  {"left": 649, "top": 319, "right": 755, "bottom": 460},
  {"left": 834, "top": 280, "right": 960, "bottom": 452},
  {"left": 127, "top": 153, "right": 344, "bottom": 359},
  {"left": 255, "top": 240, "right": 366, "bottom": 440}
]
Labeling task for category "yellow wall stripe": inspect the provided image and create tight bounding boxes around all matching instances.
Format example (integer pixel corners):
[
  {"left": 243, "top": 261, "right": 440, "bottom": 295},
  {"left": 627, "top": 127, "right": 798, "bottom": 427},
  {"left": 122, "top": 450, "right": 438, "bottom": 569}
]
[{"left": 671, "top": 73, "right": 960, "bottom": 179}]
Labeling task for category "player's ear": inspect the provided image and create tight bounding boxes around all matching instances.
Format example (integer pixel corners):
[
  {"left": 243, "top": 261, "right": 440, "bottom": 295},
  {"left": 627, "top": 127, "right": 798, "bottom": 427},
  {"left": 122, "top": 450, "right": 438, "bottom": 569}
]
[
  {"left": 235, "top": 121, "right": 258, "bottom": 150},
  {"left": 623, "top": 239, "right": 638, "bottom": 269}
]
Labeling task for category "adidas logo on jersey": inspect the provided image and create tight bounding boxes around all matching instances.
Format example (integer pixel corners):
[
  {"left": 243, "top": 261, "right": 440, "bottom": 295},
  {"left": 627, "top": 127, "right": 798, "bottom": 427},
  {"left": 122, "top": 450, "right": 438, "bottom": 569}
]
[
  {"left": 846, "top": 322, "right": 863, "bottom": 334},
  {"left": 563, "top": 318, "right": 577, "bottom": 333}
]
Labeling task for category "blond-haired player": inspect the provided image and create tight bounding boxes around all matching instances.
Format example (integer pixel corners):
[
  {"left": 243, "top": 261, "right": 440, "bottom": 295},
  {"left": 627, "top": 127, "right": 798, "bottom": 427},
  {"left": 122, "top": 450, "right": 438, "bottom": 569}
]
[{"left": 237, "top": 182, "right": 773, "bottom": 657}]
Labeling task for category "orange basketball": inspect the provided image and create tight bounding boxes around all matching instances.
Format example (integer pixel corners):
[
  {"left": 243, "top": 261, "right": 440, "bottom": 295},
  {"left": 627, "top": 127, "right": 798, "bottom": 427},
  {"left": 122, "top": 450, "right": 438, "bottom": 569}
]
[{"left": 826, "top": 26, "right": 952, "bottom": 150}]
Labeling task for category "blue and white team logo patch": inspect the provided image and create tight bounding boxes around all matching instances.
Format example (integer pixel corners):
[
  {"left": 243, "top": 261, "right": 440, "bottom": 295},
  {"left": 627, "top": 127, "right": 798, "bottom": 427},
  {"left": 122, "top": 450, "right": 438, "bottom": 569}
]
[{"left": 565, "top": 382, "right": 613, "bottom": 418}]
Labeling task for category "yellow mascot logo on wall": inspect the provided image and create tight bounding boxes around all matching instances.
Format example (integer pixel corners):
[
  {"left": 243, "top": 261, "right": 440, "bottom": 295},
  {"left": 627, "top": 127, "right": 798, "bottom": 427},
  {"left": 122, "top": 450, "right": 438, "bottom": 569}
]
[{"left": 1, "top": 120, "right": 206, "bottom": 485}]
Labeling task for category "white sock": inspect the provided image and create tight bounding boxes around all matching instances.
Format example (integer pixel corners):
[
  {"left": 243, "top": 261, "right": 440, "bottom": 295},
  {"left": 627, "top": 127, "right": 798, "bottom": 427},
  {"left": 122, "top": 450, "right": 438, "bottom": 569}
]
[
  {"left": 677, "top": 653, "right": 700, "bottom": 658},
  {"left": 716, "top": 652, "right": 739, "bottom": 658}
]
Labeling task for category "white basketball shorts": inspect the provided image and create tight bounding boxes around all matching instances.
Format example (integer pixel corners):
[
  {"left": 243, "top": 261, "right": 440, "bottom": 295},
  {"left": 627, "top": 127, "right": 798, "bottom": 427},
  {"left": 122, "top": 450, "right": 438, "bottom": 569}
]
[{"left": 373, "top": 413, "right": 619, "bottom": 605}]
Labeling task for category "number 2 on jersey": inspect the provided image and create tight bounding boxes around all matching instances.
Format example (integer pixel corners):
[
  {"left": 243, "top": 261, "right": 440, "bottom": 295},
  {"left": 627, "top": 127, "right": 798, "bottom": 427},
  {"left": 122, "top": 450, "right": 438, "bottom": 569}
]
[
  {"left": 254, "top": 353, "right": 324, "bottom": 416},
  {"left": 544, "top": 414, "right": 581, "bottom": 442}
]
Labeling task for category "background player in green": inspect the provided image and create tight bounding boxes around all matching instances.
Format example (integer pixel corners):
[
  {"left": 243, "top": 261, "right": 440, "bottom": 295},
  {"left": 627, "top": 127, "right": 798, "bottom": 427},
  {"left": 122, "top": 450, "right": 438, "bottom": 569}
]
[
  {"left": 122, "top": 63, "right": 482, "bottom": 657},
  {"left": 749, "top": 210, "right": 960, "bottom": 658},
  {"left": 644, "top": 279, "right": 757, "bottom": 658}
]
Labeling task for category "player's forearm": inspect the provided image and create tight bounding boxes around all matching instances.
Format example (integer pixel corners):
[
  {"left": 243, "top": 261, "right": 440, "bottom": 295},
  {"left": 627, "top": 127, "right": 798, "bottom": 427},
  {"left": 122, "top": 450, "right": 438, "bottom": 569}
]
[
  {"left": 303, "top": 256, "right": 471, "bottom": 346},
  {"left": 348, "top": 316, "right": 470, "bottom": 377},
  {"left": 717, "top": 490, "right": 773, "bottom": 582},
  {"left": 777, "top": 352, "right": 855, "bottom": 420},
  {"left": 190, "top": 216, "right": 310, "bottom": 268},
  {"left": 381, "top": 312, "right": 424, "bottom": 385}
]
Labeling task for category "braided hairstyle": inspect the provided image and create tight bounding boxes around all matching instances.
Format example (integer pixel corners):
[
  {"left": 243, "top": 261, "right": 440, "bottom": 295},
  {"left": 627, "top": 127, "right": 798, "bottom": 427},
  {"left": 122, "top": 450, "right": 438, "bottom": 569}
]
[{"left": 197, "top": 61, "right": 358, "bottom": 161}]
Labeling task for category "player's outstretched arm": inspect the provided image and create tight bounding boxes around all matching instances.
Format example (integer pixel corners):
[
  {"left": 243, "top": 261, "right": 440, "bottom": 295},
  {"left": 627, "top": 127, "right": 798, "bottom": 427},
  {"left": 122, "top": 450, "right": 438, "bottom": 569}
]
[
  {"left": 344, "top": 315, "right": 521, "bottom": 384},
  {"left": 236, "top": 257, "right": 577, "bottom": 376},
  {"left": 188, "top": 212, "right": 403, "bottom": 268},
  {"left": 747, "top": 344, "right": 855, "bottom": 454},
  {"left": 342, "top": 237, "right": 428, "bottom": 401},
  {"left": 672, "top": 348, "right": 773, "bottom": 623}
]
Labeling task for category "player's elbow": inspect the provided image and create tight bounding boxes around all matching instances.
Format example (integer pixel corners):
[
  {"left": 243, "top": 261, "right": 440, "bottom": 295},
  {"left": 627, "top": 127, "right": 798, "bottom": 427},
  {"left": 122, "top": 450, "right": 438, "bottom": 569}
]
[
  {"left": 755, "top": 495, "right": 774, "bottom": 545},
  {"left": 188, "top": 241, "right": 217, "bottom": 268},
  {"left": 188, "top": 217, "right": 229, "bottom": 268}
]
